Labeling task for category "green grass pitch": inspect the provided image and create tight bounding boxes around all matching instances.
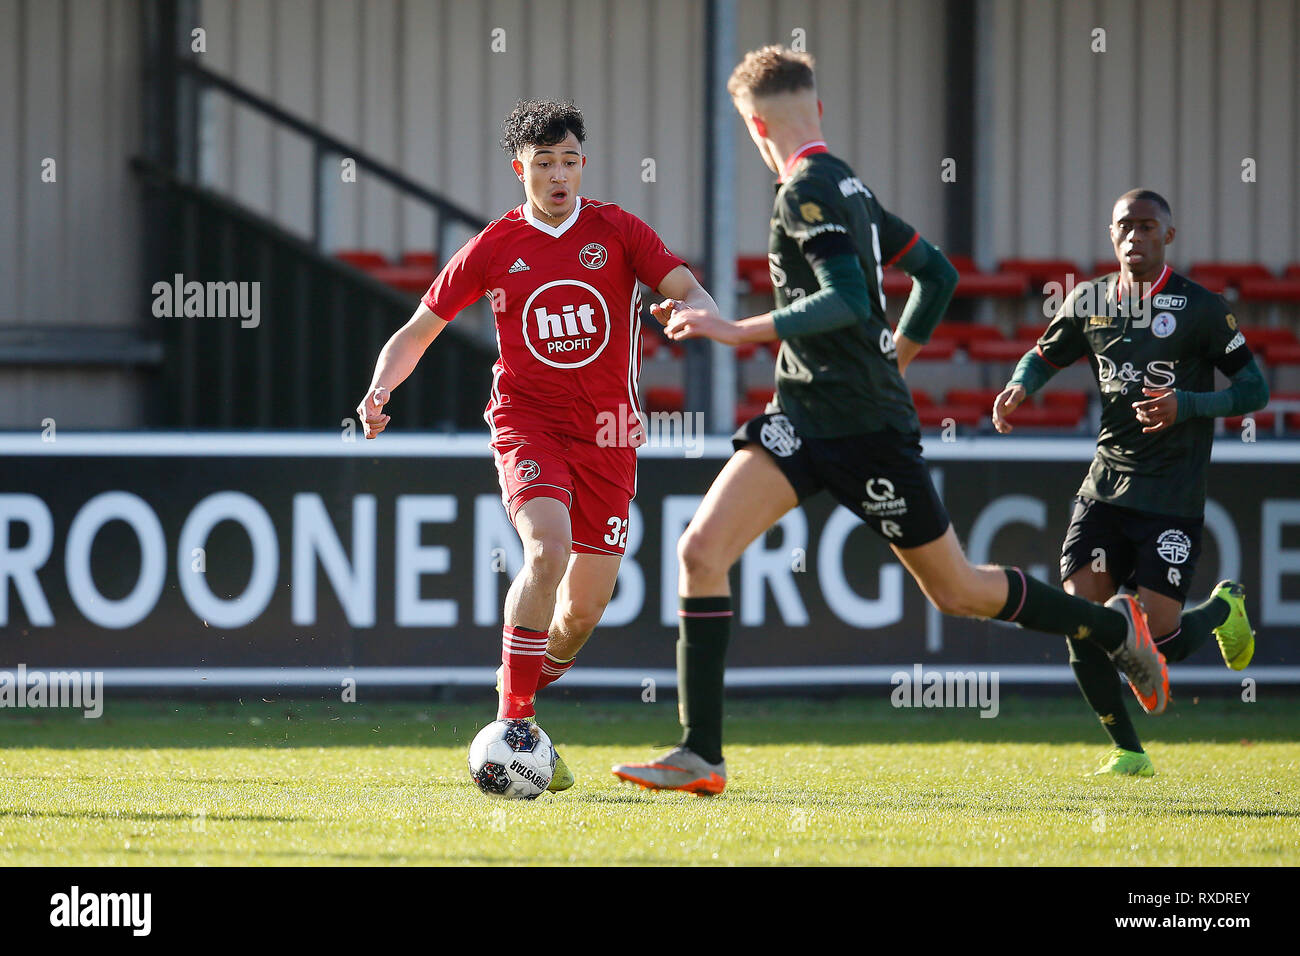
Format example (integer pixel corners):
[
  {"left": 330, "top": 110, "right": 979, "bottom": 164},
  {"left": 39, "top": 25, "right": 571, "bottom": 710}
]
[{"left": 1, "top": 695, "right": 1297, "bottom": 866}]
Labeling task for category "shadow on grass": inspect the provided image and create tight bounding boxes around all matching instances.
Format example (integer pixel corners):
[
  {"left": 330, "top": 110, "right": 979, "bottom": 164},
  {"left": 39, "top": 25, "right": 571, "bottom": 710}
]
[{"left": 1, "top": 697, "right": 1296, "bottom": 750}]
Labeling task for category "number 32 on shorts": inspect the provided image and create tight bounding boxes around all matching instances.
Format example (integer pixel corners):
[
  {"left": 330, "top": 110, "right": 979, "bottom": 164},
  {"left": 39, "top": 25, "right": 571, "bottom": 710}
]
[{"left": 604, "top": 516, "right": 629, "bottom": 548}]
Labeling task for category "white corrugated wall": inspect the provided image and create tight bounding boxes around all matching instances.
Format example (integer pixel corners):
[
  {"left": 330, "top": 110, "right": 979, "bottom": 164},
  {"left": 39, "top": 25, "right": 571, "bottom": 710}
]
[
  {"left": 984, "top": 0, "right": 1299, "bottom": 272},
  {"left": 0, "top": 0, "right": 144, "bottom": 427},
  {"left": 193, "top": 0, "right": 951, "bottom": 261}
]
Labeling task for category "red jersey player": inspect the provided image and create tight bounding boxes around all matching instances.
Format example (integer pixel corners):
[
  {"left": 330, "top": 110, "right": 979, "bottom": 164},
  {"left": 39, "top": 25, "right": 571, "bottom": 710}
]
[{"left": 357, "top": 100, "right": 719, "bottom": 792}]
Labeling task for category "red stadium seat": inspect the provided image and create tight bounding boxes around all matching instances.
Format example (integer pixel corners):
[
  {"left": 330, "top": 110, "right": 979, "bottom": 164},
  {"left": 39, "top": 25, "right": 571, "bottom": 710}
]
[
  {"left": 735, "top": 401, "right": 767, "bottom": 426},
  {"left": 639, "top": 329, "right": 660, "bottom": 359},
  {"left": 912, "top": 338, "right": 957, "bottom": 361},
  {"left": 917, "top": 404, "right": 984, "bottom": 427},
  {"left": 968, "top": 339, "right": 1033, "bottom": 362},
  {"left": 735, "top": 342, "right": 759, "bottom": 360},
  {"left": 401, "top": 251, "right": 439, "bottom": 269},
  {"left": 1225, "top": 412, "right": 1277, "bottom": 430},
  {"left": 1091, "top": 260, "right": 1118, "bottom": 279},
  {"left": 641, "top": 326, "right": 681, "bottom": 359},
  {"left": 1006, "top": 406, "right": 1084, "bottom": 428},
  {"left": 368, "top": 265, "right": 435, "bottom": 293},
  {"left": 998, "top": 258, "right": 1082, "bottom": 293},
  {"left": 945, "top": 388, "right": 1003, "bottom": 409},
  {"left": 1041, "top": 390, "right": 1089, "bottom": 414},
  {"left": 1189, "top": 262, "right": 1273, "bottom": 291},
  {"left": 1264, "top": 342, "right": 1300, "bottom": 365},
  {"left": 1239, "top": 278, "right": 1300, "bottom": 303},
  {"left": 737, "top": 256, "right": 772, "bottom": 294},
  {"left": 946, "top": 256, "right": 1030, "bottom": 298},
  {"left": 1240, "top": 326, "right": 1299, "bottom": 349},
  {"left": 1016, "top": 324, "right": 1049, "bottom": 341},
  {"left": 930, "top": 322, "right": 1003, "bottom": 349},
  {"left": 911, "top": 389, "right": 934, "bottom": 406},
  {"left": 335, "top": 249, "right": 390, "bottom": 270},
  {"left": 744, "top": 386, "right": 774, "bottom": 406},
  {"left": 1191, "top": 273, "right": 1228, "bottom": 294},
  {"left": 1286, "top": 264, "right": 1300, "bottom": 280},
  {"left": 645, "top": 386, "right": 684, "bottom": 412}
]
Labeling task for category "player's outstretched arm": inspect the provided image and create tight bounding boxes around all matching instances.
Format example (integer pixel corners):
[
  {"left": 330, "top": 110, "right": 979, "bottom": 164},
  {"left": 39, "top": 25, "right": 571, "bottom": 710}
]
[
  {"left": 993, "top": 348, "right": 1060, "bottom": 433},
  {"left": 356, "top": 302, "right": 449, "bottom": 438},
  {"left": 888, "top": 238, "right": 958, "bottom": 373},
  {"left": 668, "top": 252, "right": 876, "bottom": 347}
]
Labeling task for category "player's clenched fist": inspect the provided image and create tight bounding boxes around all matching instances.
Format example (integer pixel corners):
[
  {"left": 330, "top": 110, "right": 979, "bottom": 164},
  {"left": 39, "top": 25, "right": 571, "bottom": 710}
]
[
  {"left": 992, "top": 383, "right": 1026, "bottom": 434},
  {"left": 357, "top": 385, "right": 391, "bottom": 439}
]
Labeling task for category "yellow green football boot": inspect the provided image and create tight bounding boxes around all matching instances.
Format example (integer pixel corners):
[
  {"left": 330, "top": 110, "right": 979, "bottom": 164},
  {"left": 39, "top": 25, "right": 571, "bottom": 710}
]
[
  {"left": 1210, "top": 580, "right": 1255, "bottom": 670},
  {"left": 495, "top": 665, "right": 574, "bottom": 792},
  {"left": 1092, "top": 748, "right": 1155, "bottom": 777}
]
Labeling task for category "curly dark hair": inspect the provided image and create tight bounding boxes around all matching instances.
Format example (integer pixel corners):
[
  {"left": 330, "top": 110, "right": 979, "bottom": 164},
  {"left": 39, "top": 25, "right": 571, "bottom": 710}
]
[{"left": 500, "top": 99, "right": 586, "bottom": 155}]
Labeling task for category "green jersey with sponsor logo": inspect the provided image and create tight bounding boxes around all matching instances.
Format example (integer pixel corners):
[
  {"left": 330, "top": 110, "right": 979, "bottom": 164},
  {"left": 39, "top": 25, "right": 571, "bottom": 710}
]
[
  {"left": 767, "top": 153, "right": 920, "bottom": 438},
  {"left": 1036, "top": 268, "right": 1254, "bottom": 518}
]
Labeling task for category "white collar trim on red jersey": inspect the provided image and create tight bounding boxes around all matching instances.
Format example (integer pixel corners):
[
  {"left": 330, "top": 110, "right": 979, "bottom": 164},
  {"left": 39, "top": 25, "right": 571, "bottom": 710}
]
[{"left": 523, "top": 196, "right": 583, "bottom": 237}]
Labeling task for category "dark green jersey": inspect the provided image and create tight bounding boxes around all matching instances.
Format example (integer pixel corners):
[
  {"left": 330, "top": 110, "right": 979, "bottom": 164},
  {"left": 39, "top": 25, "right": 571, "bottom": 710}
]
[
  {"left": 1036, "top": 267, "right": 1254, "bottom": 518},
  {"left": 767, "top": 153, "right": 920, "bottom": 438}
]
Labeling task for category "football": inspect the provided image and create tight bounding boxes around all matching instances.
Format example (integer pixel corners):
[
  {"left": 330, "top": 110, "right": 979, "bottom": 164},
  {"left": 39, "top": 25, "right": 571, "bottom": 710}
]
[{"left": 467, "top": 718, "right": 557, "bottom": 799}]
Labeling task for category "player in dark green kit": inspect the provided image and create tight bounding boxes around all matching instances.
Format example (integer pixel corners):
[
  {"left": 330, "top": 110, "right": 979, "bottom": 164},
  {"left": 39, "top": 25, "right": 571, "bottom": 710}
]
[
  {"left": 993, "top": 189, "right": 1264, "bottom": 776},
  {"left": 612, "top": 47, "right": 1173, "bottom": 795}
]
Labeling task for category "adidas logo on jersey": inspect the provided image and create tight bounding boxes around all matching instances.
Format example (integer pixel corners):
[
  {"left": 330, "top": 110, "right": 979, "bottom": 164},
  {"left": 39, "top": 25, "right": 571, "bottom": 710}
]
[{"left": 508, "top": 258, "right": 530, "bottom": 274}]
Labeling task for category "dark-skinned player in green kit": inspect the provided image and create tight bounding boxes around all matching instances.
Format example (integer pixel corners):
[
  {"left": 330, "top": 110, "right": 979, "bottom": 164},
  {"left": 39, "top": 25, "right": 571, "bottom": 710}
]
[
  {"left": 991, "top": 189, "right": 1264, "bottom": 777},
  {"left": 612, "top": 46, "right": 1170, "bottom": 795}
]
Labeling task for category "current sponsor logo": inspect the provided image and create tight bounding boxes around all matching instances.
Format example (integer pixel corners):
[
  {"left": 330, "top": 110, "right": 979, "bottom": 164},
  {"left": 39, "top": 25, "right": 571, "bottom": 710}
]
[
  {"left": 1156, "top": 529, "right": 1192, "bottom": 565},
  {"left": 1152, "top": 294, "right": 1186, "bottom": 310},
  {"left": 759, "top": 415, "right": 802, "bottom": 457},
  {"left": 879, "top": 329, "right": 897, "bottom": 359},
  {"left": 1224, "top": 331, "right": 1245, "bottom": 354},
  {"left": 522, "top": 279, "right": 611, "bottom": 369},
  {"left": 861, "top": 476, "right": 908, "bottom": 520}
]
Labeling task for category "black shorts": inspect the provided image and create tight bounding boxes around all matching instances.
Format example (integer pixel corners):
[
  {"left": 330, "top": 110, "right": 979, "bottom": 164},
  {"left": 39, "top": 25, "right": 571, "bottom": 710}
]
[
  {"left": 1059, "top": 496, "right": 1202, "bottom": 603},
  {"left": 733, "top": 412, "right": 950, "bottom": 549}
]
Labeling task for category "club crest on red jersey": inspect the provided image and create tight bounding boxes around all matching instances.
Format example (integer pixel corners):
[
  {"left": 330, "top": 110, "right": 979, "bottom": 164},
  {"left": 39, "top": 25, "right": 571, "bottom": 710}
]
[
  {"left": 515, "top": 459, "right": 540, "bottom": 482},
  {"left": 521, "top": 279, "right": 611, "bottom": 369},
  {"left": 579, "top": 243, "right": 608, "bottom": 270}
]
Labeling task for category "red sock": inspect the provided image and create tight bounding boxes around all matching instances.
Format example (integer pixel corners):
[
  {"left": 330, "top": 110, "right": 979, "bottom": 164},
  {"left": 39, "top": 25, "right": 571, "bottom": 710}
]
[
  {"left": 500, "top": 624, "right": 548, "bottom": 718},
  {"left": 536, "top": 652, "right": 575, "bottom": 691}
]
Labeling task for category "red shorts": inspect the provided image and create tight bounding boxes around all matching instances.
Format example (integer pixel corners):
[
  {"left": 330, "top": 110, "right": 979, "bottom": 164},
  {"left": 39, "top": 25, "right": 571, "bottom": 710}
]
[{"left": 493, "top": 432, "right": 636, "bottom": 556}]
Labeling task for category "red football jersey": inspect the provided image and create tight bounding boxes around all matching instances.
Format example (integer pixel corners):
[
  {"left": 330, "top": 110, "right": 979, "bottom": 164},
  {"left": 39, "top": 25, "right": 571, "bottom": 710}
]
[{"left": 422, "top": 198, "right": 685, "bottom": 447}]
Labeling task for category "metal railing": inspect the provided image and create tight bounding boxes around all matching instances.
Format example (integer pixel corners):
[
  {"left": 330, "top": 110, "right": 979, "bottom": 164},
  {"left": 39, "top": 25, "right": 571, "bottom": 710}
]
[
  {"left": 173, "top": 59, "right": 486, "bottom": 258},
  {"left": 132, "top": 159, "right": 495, "bottom": 431}
]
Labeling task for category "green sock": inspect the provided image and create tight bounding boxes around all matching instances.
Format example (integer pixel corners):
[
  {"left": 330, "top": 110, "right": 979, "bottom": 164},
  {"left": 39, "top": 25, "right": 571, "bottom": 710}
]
[
  {"left": 1067, "top": 636, "right": 1142, "bottom": 752},
  {"left": 677, "top": 596, "right": 732, "bottom": 765},
  {"left": 1157, "top": 594, "right": 1230, "bottom": 664},
  {"left": 995, "top": 568, "right": 1126, "bottom": 653}
]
